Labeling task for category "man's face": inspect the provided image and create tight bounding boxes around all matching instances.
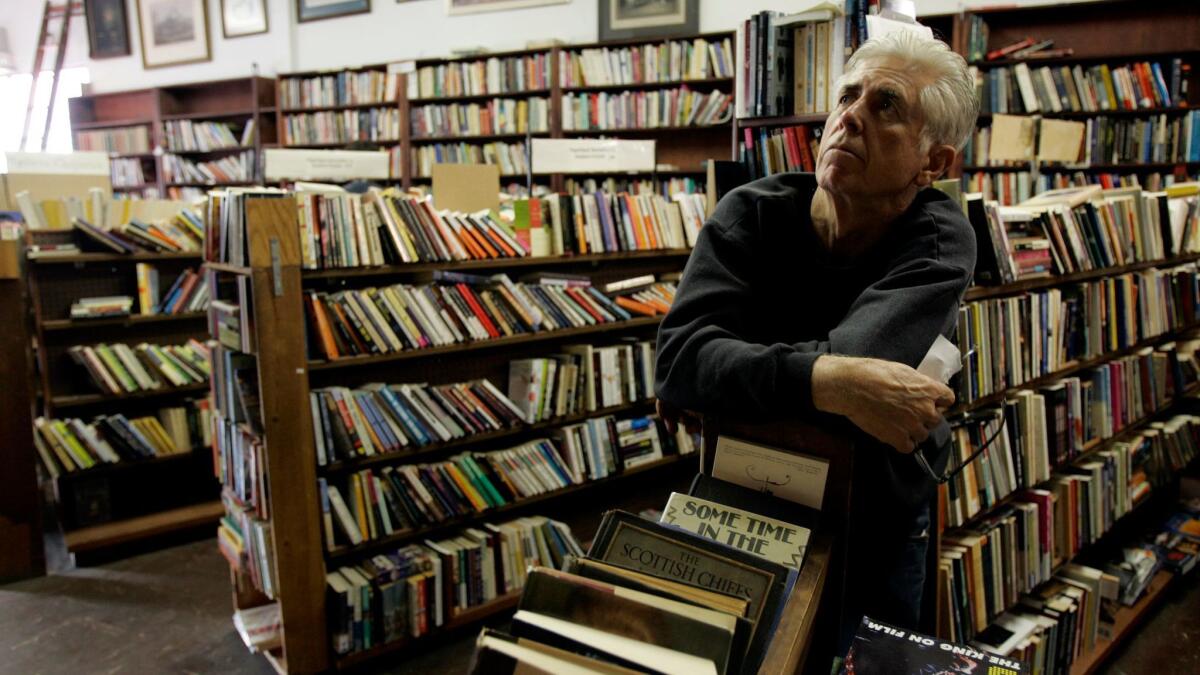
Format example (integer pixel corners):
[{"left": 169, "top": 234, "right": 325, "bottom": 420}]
[{"left": 815, "top": 57, "right": 933, "bottom": 203}]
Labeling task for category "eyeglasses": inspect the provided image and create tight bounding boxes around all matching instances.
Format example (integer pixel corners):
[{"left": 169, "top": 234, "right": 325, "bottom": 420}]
[{"left": 914, "top": 411, "right": 1006, "bottom": 484}]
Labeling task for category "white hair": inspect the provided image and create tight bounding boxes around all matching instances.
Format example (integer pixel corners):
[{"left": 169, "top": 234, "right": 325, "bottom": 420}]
[{"left": 840, "top": 30, "right": 979, "bottom": 151}]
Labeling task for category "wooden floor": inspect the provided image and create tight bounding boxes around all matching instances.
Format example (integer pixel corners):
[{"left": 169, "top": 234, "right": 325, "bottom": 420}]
[{"left": 0, "top": 537, "right": 1197, "bottom": 674}]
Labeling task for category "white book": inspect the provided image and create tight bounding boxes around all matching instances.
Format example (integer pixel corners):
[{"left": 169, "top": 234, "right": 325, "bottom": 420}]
[{"left": 325, "top": 484, "right": 363, "bottom": 545}]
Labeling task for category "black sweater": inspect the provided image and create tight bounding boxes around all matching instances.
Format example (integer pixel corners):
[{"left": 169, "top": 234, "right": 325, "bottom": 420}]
[{"left": 655, "top": 173, "right": 976, "bottom": 511}]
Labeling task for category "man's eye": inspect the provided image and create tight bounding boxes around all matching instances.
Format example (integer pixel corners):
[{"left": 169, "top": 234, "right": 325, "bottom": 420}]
[{"left": 838, "top": 94, "right": 852, "bottom": 105}]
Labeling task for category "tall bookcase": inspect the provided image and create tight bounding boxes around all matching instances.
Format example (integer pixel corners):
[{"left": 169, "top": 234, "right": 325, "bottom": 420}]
[
  {"left": 208, "top": 198, "right": 698, "bottom": 673},
  {"left": 959, "top": 0, "right": 1200, "bottom": 203},
  {"left": 273, "top": 32, "right": 734, "bottom": 196},
  {"left": 68, "top": 76, "right": 277, "bottom": 199},
  {"left": 24, "top": 233, "right": 220, "bottom": 557}
]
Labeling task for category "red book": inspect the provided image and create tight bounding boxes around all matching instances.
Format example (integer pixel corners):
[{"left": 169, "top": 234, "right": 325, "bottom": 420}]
[
  {"left": 456, "top": 283, "right": 501, "bottom": 338},
  {"left": 986, "top": 37, "right": 1035, "bottom": 61},
  {"left": 796, "top": 125, "right": 815, "bottom": 172},
  {"left": 565, "top": 287, "right": 607, "bottom": 323}
]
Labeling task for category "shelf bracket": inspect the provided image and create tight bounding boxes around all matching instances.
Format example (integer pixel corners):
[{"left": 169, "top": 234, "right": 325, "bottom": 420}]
[{"left": 270, "top": 239, "right": 283, "bottom": 297}]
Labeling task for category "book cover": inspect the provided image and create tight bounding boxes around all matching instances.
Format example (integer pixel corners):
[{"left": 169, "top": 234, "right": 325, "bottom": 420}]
[
  {"left": 661, "top": 492, "right": 811, "bottom": 570},
  {"left": 842, "top": 617, "right": 1026, "bottom": 674}
]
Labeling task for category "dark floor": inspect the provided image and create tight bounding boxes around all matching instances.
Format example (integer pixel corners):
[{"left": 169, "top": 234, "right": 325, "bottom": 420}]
[{"left": 1, "top": 538, "right": 1197, "bottom": 675}]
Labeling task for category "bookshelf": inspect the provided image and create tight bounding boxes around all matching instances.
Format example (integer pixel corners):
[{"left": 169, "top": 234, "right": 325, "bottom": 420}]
[
  {"left": 23, "top": 230, "right": 219, "bottom": 556},
  {"left": 272, "top": 32, "right": 733, "bottom": 196},
  {"left": 68, "top": 76, "right": 277, "bottom": 199},
  {"left": 207, "top": 194, "right": 699, "bottom": 672}
]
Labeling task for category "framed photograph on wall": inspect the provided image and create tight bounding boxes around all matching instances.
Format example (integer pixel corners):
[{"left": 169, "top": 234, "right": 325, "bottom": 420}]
[
  {"left": 135, "top": 0, "right": 211, "bottom": 68},
  {"left": 599, "top": 0, "right": 699, "bottom": 41},
  {"left": 221, "top": 0, "right": 269, "bottom": 38},
  {"left": 446, "top": 0, "right": 568, "bottom": 16},
  {"left": 296, "top": 0, "right": 371, "bottom": 22},
  {"left": 84, "top": 0, "right": 132, "bottom": 59}
]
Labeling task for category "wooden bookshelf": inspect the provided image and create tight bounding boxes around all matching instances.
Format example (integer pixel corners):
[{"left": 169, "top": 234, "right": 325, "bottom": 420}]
[
  {"left": 1069, "top": 570, "right": 1174, "bottom": 675},
  {"left": 68, "top": 76, "right": 277, "bottom": 198},
  {"left": 62, "top": 500, "right": 223, "bottom": 553},
  {"left": 964, "top": 252, "right": 1200, "bottom": 302}
]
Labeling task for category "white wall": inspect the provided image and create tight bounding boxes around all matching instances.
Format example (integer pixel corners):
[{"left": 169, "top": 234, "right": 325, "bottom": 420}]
[{"left": 0, "top": 0, "right": 1104, "bottom": 93}]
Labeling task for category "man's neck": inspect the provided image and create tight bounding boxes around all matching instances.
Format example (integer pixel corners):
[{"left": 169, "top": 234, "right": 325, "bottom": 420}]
[{"left": 810, "top": 186, "right": 916, "bottom": 258}]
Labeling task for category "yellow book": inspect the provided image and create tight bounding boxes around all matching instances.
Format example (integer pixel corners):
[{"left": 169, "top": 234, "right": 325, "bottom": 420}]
[
  {"left": 51, "top": 420, "right": 96, "bottom": 469},
  {"left": 445, "top": 463, "right": 488, "bottom": 511},
  {"left": 40, "top": 200, "right": 69, "bottom": 229},
  {"left": 1165, "top": 182, "right": 1200, "bottom": 198},
  {"left": 352, "top": 473, "right": 372, "bottom": 540}
]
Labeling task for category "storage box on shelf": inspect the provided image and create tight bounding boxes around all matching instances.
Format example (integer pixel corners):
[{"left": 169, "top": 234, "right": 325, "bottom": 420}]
[{"left": 204, "top": 188, "right": 699, "bottom": 672}]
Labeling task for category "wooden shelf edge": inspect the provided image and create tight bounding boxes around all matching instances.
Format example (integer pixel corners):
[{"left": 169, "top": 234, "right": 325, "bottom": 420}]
[
  {"left": 308, "top": 316, "right": 663, "bottom": 372},
  {"left": 63, "top": 500, "right": 223, "bottom": 553},
  {"left": 334, "top": 591, "right": 521, "bottom": 669},
  {"left": 51, "top": 382, "right": 210, "bottom": 409},
  {"left": 42, "top": 312, "right": 208, "bottom": 331},
  {"left": 30, "top": 252, "right": 203, "bottom": 265},
  {"left": 300, "top": 249, "right": 691, "bottom": 280},
  {"left": 964, "top": 253, "right": 1200, "bottom": 302}
]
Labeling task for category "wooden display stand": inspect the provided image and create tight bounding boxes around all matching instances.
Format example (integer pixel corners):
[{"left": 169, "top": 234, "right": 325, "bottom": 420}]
[
  {"left": 701, "top": 417, "right": 856, "bottom": 675},
  {"left": 0, "top": 239, "right": 45, "bottom": 580}
]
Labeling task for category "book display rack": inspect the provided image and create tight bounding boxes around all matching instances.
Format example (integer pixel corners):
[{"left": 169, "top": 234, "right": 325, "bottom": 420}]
[
  {"left": 23, "top": 229, "right": 219, "bottom": 557},
  {"left": 275, "top": 32, "right": 734, "bottom": 195},
  {"left": 205, "top": 194, "right": 698, "bottom": 672},
  {"left": 69, "top": 76, "right": 277, "bottom": 200}
]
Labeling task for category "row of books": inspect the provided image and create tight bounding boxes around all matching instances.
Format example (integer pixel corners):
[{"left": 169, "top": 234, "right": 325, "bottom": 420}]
[
  {"left": 32, "top": 400, "right": 210, "bottom": 477},
  {"left": 974, "top": 59, "right": 1189, "bottom": 115},
  {"left": 110, "top": 158, "right": 147, "bottom": 187},
  {"left": 1076, "top": 112, "right": 1200, "bottom": 166},
  {"left": 563, "top": 176, "right": 701, "bottom": 197},
  {"left": 406, "top": 141, "right": 529, "bottom": 178},
  {"left": 302, "top": 271, "right": 664, "bottom": 361},
  {"left": 1039, "top": 171, "right": 1193, "bottom": 195},
  {"left": 162, "top": 150, "right": 255, "bottom": 185},
  {"left": 279, "top": 70, "right": 401, "bottom": 109},
  {"left": 162, "top": 119, "right": 254, "bottom": 152},
  {"left": 281, "top": 108, "right": 401, "bottom": 145},
  {"left": 219, "top": 490, "right": 276, "bottom": 599},
  {"left": 15, "top": 189, "right": 170, "bottom": 233},
  {"left": 739, "top": 124, "right": 820, "bottom": 180},
  {"left": 509, "top": 339, "right": 654, "bottom": 422},
  {"left": 1146, "top": 500, "right": 1200, "bottom": 577},
  {"left": 136, "top": 263, "right": 210, "bottom": 315},
  {"left": 961, "top": 171, "right": 1034, "bottom": 207},
  {"left": 412, "top": 53, "right": 550, "bottom": 100},
  {"left": 319, "top": 416, "right": 677, "bottom": 549},
  {"left": 518, "top": 192, "right": 703, "bottom": 255},
  {"left": 940, "top": 417, "right": 1199, "bottom": 654},
  {"left": 294, "top": 188, "right": 524, "bottom": 269},
  {"left": 558, "top": 37, "right": 735, "bottom": 88},
  {"left": 737, "top": 9, "right": 841, "bottom": 118},
  {"left": 409, "top": 98, "right": 550, "bottom": 139},
  {"left": 309, "top": 378, "right": 524, "bottom": 465},
  {"left": 75, "top": 125, "right": 152, "bottom": 154},
  {"left": 470, "top": 465, "right": 820, "bottom": 674},
  {"left": 964, "top": 14, "right": 989, "bottom": 63},
  {"left": 72, "top": 213, "right": 204, "bottom": 255},
  {"left": 943, "top": 341, "right": 1196, "bottom": 528},
  {"left": 956, "top": 265, "right": 1199, "bottom": 404},
  {"left": 69, "top": 339, "right": 210, "bottom": 396},
  {"left": 69, "top": 295, "right": 133, "bottom": 319},
  {"left": 561, "top": 87, "right": 732, "bottom": 131},
  {"left": 326, "top": 515, "right": 582, "bottom": 654}
]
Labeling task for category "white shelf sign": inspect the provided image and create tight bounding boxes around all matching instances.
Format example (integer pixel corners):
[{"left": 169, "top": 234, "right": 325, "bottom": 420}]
[
  {"left": 531, "top": 138, "right": 656, "bottom": 174},
  {"left": 264, "top": 149, "right": 390, "bottom": 181},
  {"left": 1, "top": 152, "right": 109, "bottom": 176}
]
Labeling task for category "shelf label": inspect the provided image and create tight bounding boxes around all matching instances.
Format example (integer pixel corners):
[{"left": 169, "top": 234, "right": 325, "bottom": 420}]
[
  {"left": 531, "top": 138, "right": 655, "bottom": 173},
  {"left": 264, "top": 149, "right": 390, "bottom": 181},
  {"left": 1, "top": 152, "right": 109, "bottom": 176}
]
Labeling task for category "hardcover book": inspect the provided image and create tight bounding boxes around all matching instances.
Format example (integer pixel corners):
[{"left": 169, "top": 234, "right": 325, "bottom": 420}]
[
  {"left": 842, "top": 617, "right": 1026, "bottom": 674},
  {"left": 661, "top": 492, "right": 810, "bottom": 570}
]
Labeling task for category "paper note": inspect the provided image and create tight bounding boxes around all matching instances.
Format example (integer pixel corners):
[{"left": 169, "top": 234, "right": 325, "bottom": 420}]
[
  {"left": 918, "top": 334, "right": 962, "bottom": 385},
  {"left": 1037, "top": 118, "right": 1085, "bottom": 163},
  {"left": 988, "top": 114, "right": 1036, "bottom": 163},
  {"left": 711, "top": 436, "right": 829, "bottom": 510}
]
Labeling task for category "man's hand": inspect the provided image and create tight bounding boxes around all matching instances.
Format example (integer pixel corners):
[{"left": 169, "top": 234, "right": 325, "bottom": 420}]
[
  {"left": 811, "top": 354, "right": 954, "bottom": 454},
  {"left": 657, "top": 399, "right": 703, "bottom": 436}
]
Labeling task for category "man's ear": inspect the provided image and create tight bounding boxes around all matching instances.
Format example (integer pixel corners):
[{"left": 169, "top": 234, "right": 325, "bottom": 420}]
[{"left": 916, "top": 144, "right": 957, "bottom": 187}]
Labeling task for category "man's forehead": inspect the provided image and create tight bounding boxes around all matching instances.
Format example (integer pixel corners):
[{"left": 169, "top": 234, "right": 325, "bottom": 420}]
[{"left": 840, "top": 59, "right": 930, "bottom": 94}]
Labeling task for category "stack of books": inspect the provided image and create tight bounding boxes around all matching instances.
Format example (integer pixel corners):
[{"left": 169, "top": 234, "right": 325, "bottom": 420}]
[
  {"left": 302, "top": 271, "right": 668, "bottom": 361},
  {"left": 280, "top": 70, "right": 400, "bottom": 108},
  {"left": 219, "top": 489, "right": 277, "bottom": 599},
  {"left": 163, "top": 119, "right": 253, "bottom": 151},
  {"left": 110, "top": 158, "right": 146, "bottom": 188},
  {"left": 408, "top": 140, "right": 529, "bottom": 178},
  {"left": 319, "top": 420, "right": 677, "bottom": 550},
  {"left": 69, "top": 339, "right": 210, "bottom": 395},
  {"left": 281, "top": 108, "right": 401, "bottom": 145},
  {"left": 308, "top": 379, "right": 525, "bottom": 465},
  {"left": 74, "top": 125, "right": 151, "bottom": 154},
  {"left": 72, "top": 209, "right": 205, "bottom": 254},
  {"left": 325, "top": 515, "right": 581, "bottom": 655},
  {"left": 559, "top": 36, "right": 735, "bottom": 86},
  {"left": 973, "top": 58, "right": 1189, "bottom": 115},
  {"left": 561, "top": 87, "right": 732, "bottom": 131},
  {"left": 32, "top": 401, "right": 208, "bottom": 477},
  {"left": 69, "top": 296, "right": 134, "bottom": 320},
  {"left": 529, "top": 191, "right": 705, "bottom": 253},
  {"left": 136, "top": 264, "right": 210, "bottom": 315},
  {"left": 508, "top": 339, "right": 655, "bottom": 422},
  {"left": 413, "top": 53, "right": 550, "bottom": 99},
  {"left": 737, "top": 8, "right": 849, "bottom": 118},
  {"left": 741, "top": 124, "right": 821, "bottom": 179},
  {"left": 410, "top": 98, "right": 551, "bottom": 138},
  {"left": 469, "top": 438, "right": 825, "bottom": 674},
  {"left": 163, "top": 150, "right": 255, "bottom": 184}
]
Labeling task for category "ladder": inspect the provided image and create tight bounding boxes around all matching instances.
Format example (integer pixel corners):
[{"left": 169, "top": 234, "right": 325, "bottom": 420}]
[{"left": 20, "top": 1, "right": 82, "bottom": 152}]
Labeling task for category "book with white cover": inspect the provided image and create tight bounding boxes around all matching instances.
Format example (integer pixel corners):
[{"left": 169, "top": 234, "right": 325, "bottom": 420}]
[{"left": 661, "top": 491, "right": 810, "bottom": 570}]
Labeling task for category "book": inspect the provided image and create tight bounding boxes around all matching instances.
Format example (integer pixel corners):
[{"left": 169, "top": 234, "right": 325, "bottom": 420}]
[
  {"left": 470, "top": 629, "right": 641, "bottom": 674},
  {"left": 842, "top": 617, "right": 1026, "bottom": 674},
  {"left": 661, "top": 492, "right": 811, "bottom": 570}
]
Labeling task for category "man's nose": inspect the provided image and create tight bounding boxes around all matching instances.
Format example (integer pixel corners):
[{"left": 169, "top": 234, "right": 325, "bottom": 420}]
[{"left": 837, "top": 99, "right": 864, "bottom": 136}]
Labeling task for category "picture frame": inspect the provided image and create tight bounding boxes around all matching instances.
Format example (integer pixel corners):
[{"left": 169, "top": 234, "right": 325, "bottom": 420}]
[
  {"left": 296, "top": 0, "right": 371, "bottom": 23},
  {"left": 135, "top": 0, "right": 211, "bottom": 69},
  {"left": 221, "top": 0, "right": 269, "bottom": 38},
  {"left": 84, "top": 0, "right": 132, "bottom": 59},
  {"left": 599, "top": 0, "right": 699, "bottom": 42},
  {"left": 446, "top": 0, "right": 568, "bottom": 16}
]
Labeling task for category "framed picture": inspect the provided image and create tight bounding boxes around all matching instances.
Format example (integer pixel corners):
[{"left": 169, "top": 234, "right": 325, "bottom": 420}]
[
  {"left": 296, "top": 0, "right": 371, "bottom": 22},
  {"left": 446, "top": 0, "right": 568, "bottom": 16},
  {"left": 84, "top": 0, "right": 132, "bottom": 59},
  {"left": 135, "top": 0, "right": 211, "bottom": 69},
  {"left": 221, "top": 0, "right": 269, "bottom": 38},
  {"left": 599, "top": 0, "right": 699, "bottom": 42}
]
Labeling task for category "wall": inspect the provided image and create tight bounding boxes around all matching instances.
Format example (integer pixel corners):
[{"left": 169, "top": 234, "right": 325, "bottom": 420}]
[{"left": 2, "top": 0, "right": 1104, "bottom": 93}]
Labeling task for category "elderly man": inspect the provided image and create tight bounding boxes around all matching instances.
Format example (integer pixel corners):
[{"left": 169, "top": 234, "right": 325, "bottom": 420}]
[{"left": 654, "top": 30, "right": 979, "bottom": 646}]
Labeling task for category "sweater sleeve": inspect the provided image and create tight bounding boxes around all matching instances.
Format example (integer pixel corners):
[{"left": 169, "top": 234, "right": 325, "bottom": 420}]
[
  {"left": 654, "top": 213, "right": 828, "bottom": 420},
  {"left": 654, "top": 192, "right": 975, "bottom": 420}
]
